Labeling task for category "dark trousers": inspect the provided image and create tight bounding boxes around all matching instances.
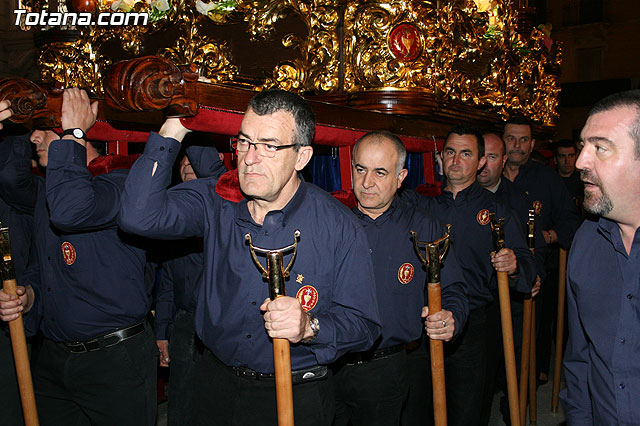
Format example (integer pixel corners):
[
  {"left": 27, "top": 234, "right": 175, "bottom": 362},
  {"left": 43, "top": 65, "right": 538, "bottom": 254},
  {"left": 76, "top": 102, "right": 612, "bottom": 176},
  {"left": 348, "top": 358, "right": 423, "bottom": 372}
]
[
  {"left": 401, "top": 336, "right": 433, "bottom": 426},
  {"left": 445, "top": 306, "right": 490, "bottom": 426},
  {"left": 33, "top": 324, "right": 158, "bottom": 426},
  {"left": 479, "top": 298, "right": 525, "bottom": 426},
  {"left": 0, "top": 329, "right": 26, "bottom": 426},
  {"left": 537, "top": 268, "right": 558, "bottom": 377},
  {"left": 194, "top": 348, "right": 335, "bottom": 426},
  {"left": 402, "top": 306, "right": 489, "bottom": 426},
  {"left": 167, "top": 309, "right": 200, "bottom": 426},
  {"left": 333, "top": 350, "right": 409, "bottom": 426}
]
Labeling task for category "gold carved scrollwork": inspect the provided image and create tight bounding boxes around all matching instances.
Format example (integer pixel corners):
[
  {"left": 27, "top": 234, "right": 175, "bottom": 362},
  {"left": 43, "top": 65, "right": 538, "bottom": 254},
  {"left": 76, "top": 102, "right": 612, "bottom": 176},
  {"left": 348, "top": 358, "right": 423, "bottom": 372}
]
[
  {"left": 158, "top": 7, "right": 238, "bottom": 83},
  {"left": 238, "top": 0, "right": 341, "bottom": 94},
  {"left": 38, "top": 39, "right": 111, "bottom": 95}
]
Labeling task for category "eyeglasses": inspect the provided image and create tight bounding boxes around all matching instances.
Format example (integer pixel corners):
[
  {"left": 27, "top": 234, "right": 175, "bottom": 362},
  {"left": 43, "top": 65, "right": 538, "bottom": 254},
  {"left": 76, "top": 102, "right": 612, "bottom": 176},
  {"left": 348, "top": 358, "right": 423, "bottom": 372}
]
[{"left": 230, "top": 137, "right": 299, "bottom": 158}]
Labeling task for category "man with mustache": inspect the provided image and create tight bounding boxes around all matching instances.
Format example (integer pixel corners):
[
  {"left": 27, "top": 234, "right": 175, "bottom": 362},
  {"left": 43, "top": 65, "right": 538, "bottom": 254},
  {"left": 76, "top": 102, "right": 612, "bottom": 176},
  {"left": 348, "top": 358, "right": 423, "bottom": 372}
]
[
  {"left": 118, "top": 89, "right": 382, "bottom": 426},
  {"left": 502, "top": 116, "right": 580, "bottom": 385},
  {"left": 554, "top": 138, "right": 585, "bottom": 215},
  {"left": 476, "top": 132, "right": 545, "bottom": 425},
  {"left": 401, "top": 124, "right": 536, "bottom": 426},
  {"left": 560, "top": 90, "right": 640, "bottom": 424}
]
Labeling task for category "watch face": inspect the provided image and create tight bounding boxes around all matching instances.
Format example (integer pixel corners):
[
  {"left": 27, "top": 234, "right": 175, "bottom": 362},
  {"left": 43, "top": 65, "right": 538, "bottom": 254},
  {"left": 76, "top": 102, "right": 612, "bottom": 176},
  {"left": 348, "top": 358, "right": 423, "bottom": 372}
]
[{"left": 72, "top": 129, "right": 84, "bottom": 138}]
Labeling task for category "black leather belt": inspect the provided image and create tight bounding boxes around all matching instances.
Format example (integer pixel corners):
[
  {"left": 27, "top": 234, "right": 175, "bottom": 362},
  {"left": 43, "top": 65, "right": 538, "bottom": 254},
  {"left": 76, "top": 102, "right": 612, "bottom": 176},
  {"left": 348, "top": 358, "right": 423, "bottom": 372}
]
[
  {"left": 343, "top": 343, "right": 405, "bottom": 365},
  {"left": 232, "top": 364, "right": 328, "bottom": 384},
  {"left": 62, "top": 322, "right": 145, "bottom": 353}
]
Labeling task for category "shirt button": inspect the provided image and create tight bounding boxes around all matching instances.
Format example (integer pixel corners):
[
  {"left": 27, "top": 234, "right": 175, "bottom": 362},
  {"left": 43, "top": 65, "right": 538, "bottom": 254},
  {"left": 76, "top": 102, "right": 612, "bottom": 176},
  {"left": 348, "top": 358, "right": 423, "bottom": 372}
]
[
  {"left": 47, "top": 256, "right": 51, "bottom": 261},
  {"left": 621, "top": 338, "right": 626, "bottom": 344},
  {"left": 47, "top": 287, "right": 51, "bottom": 292},
  {"left": 627, "top": 294, "right": 633, "bottom": 299},
  {"left": 168, "top": 148, "right": 173, "bottom": 153},
  {"left": 246, "top": 334, "right": 251, "bottom": 339},
  {"left": 159, "top": 146, "right": 164, "bottom": 151},
  {"left": 251, "top": 301, "right": 256, "bottom": 306},
  {"left": 619, "top": 383, "right": 625, "bottom": 390}
]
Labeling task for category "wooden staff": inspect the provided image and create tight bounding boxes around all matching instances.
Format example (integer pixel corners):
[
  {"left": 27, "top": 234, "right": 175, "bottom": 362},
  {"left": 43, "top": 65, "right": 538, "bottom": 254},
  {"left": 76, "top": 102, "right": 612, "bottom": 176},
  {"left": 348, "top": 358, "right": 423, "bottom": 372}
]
[
  {"left": 519, "top": 210, "right": 534, "bottom": 425},
  {"left": 490, "top": 213, "right": 521, "bottom": 426},
  {"left": 0, "top": 224, "right": 39, "bottom": 426},
  {"left": 551, "top": 248, "right": 567, "bottom": 413},
  {"left": 246, "top": 231, "right": 300, "bottom": 426},
  {"left": 411, "top": 226, "right": 452, "bottom": 426},
  {"left": 529, "top": 303, "right": 537, "bottom": 425}
]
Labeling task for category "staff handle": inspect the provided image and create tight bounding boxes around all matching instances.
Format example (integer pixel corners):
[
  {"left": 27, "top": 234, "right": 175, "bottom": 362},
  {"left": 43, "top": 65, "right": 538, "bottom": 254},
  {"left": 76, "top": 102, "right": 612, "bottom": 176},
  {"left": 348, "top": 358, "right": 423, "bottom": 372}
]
[
  {"left": 427, "top": 244, "right": 447, "bottom": 426},
  {"left": 490, "top": 214, "right": 521, "bottom": 426},
  {"left": 2, "top": 278, "right": 39, "bottom": 426},
  {"left": 551, "top": 248, "right": 567, "bottom": 413}
]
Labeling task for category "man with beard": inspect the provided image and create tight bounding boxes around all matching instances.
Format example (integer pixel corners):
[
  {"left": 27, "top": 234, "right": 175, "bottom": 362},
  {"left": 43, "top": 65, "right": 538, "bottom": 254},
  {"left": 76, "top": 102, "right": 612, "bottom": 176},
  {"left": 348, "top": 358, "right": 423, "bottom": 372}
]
[
  {"left": 560, "top": 90, "right": 640, "bottom": 424},
  {"left": 502, "top": 116, "right": 580, "bottom": 385}
]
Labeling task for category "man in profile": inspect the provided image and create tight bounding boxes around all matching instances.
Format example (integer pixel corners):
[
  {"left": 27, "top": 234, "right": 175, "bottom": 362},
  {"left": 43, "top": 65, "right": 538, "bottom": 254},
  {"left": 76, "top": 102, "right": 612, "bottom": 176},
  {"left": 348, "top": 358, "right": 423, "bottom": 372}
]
[{"left": 561, "top": 90, "right": 640, "bottom": 424}]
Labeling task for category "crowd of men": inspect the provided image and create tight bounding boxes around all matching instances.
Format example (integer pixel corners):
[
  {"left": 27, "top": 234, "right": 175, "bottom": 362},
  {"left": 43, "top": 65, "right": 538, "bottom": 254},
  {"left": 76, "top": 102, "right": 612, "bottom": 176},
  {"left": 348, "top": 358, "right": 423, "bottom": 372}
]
[{"left": 0, "top": 86, "right": 638, "bottom": 426}]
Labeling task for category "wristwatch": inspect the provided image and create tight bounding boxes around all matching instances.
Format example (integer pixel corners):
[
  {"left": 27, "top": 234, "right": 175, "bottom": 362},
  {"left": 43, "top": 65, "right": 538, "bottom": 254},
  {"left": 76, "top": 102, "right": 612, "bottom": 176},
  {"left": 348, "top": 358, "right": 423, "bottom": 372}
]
[
  {"left": 61, "top": 128, "right": 86, "bottom": 140},
  {"left": 302, "top": 313, "right": 320, "bottom": 343}
]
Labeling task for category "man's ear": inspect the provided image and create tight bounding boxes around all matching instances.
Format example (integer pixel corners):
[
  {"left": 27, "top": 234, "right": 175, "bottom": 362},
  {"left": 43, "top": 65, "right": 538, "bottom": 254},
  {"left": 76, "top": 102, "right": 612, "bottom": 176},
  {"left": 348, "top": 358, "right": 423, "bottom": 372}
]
[
  {"left": 397, "top": 168, "right": 409, "bottom": 189},
  {"left": 295, "top": 146, "right": 313, "bottom": 171}
]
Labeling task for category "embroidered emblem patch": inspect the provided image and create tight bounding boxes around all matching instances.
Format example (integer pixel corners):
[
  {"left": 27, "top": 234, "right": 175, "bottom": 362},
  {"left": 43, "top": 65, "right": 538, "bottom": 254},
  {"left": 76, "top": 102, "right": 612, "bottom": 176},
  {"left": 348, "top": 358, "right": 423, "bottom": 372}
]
[
  {"left": 477, "top": 209, "right": 490, "bottom": 225},
  {"left": 398, "top": 262, "right": 415, "bottom": 284},
  {"left": 296, "top": 285, "right": 319, "bottom": 311},
  {"left": 61, "top": 242, "right": 76, "bottom": 266},
  {"left": 533, "top": 201, "right": 543, "bottom": 215}
]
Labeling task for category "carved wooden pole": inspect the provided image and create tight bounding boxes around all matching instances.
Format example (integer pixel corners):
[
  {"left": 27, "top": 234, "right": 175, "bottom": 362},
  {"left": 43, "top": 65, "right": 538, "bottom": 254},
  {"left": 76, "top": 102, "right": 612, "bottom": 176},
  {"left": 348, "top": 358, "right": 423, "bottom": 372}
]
[
  {"left": 551, "top": 248, "right": 567, "bottom": 413},
  {"left": 1, "top": 225, "right": 39, "bottom": 426},
  {"left": 490, "top": 213, "right": 521, "bottom": 426},
  {"left": 411, "top": 226, "right": 452, "bottom": 426},
  {"left": 519, "top": 210, "right": 534, "bottom": 425},
  {"left": 104, "top": 56, "right": 199, "bottom": 117},
  {"left": 245, "top": 231, "right": 301, "bottom": 426}
]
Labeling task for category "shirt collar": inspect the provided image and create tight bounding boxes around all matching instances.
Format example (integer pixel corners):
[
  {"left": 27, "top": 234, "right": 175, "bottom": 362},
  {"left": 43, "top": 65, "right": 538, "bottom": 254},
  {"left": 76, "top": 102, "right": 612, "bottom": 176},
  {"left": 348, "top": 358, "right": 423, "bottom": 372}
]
[
  {"left": 236, "top": 174, "right": 308, "bottom": 229},
  {"left": 352, "top": 195, "right": 399, "bottom": 224},
  {"left": 442, "top": 180, "right": 484, "bottom": 201},
  {"left": 596, "top": 217, "right": 640, "bottom": 257}
]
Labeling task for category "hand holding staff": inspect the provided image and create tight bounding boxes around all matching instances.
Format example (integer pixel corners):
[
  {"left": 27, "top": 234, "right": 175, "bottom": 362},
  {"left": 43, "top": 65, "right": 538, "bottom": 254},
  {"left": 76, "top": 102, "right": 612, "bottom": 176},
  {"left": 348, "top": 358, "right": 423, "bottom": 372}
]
[
  {"left": 411, "top": 225, "right": 452, "bottom": 426},
  {"left": 0, "top": 224, "right": 39, "bottom": 426},
  {"left": 490, "top": 213, "right": 521, "bottom": 426},
  {"left": 246, "top": 231, "right": 300, "bottom": 426}
]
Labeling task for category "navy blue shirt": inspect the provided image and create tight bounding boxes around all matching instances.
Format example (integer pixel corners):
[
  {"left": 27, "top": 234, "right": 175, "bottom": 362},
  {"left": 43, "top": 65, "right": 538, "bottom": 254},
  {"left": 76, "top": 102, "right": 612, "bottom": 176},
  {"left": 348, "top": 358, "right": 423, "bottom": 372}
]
[
  {"left": 354, "top": 197, "right": 469, "bottom": 349},
  {"left": 120, "top": 133, "right": 382, "bottom": 374},
  {"left": 494, "top": 178, "right": 547, "bottom": 281},
  {"left": 0, "top": 134, "right": 37, "bottom": 279},
  {"left": 2, "top": 137, "right": 151, "bottom": 341},
  {"left": 561, "top": 218, "right": 640, "bottom": 425},
  {"left": 154, "top": 243, "right": 203, "bottom": 340},
  {"left": 511, "top": 160, "right": 580, "bottom": 250},
  {"left": 154, "top": 145, "right": 224, "bottom": 341},
  {"left": 402, "top": 181, "right": 536, "bottom": 310}
]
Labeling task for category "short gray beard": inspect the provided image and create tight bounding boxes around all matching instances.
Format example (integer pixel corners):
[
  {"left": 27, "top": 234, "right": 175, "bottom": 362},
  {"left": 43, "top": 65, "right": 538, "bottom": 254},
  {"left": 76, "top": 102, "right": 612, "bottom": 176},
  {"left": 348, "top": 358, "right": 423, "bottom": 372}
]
[{"left": 581, "top": 170, "right": 613, "bottom": 216}]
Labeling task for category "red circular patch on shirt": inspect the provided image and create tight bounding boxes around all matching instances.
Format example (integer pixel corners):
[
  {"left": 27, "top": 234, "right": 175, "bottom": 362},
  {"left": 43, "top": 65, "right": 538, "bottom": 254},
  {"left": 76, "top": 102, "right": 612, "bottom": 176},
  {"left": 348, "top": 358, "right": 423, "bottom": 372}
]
[
  {"left": 533, "top": 201, "right": 543, "bottom": 215},
  {"left": 477, "top": 209, "right": 491, "bottom": 225},
  {"left": 296, "top": 285, "right": 319, "bottom": 312},
  {"left": 398, "top": 262, "right": 415, "bottom": 284},
  {"left": 389, "top": 23, "right": 422, "bottom": 61},
  {"left": 61, "top": 242, "right": 76, "bottom": 266}
]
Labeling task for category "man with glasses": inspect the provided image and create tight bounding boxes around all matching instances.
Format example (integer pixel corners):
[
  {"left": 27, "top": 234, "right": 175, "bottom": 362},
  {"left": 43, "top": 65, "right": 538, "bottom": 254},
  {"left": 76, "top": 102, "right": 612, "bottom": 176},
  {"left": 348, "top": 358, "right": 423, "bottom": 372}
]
[
  {"left": 119, "top": 89, "right": 382, "bottom": 426},
  {"left": 502, "top": 116, "right": 580, "bottom": 386}
]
